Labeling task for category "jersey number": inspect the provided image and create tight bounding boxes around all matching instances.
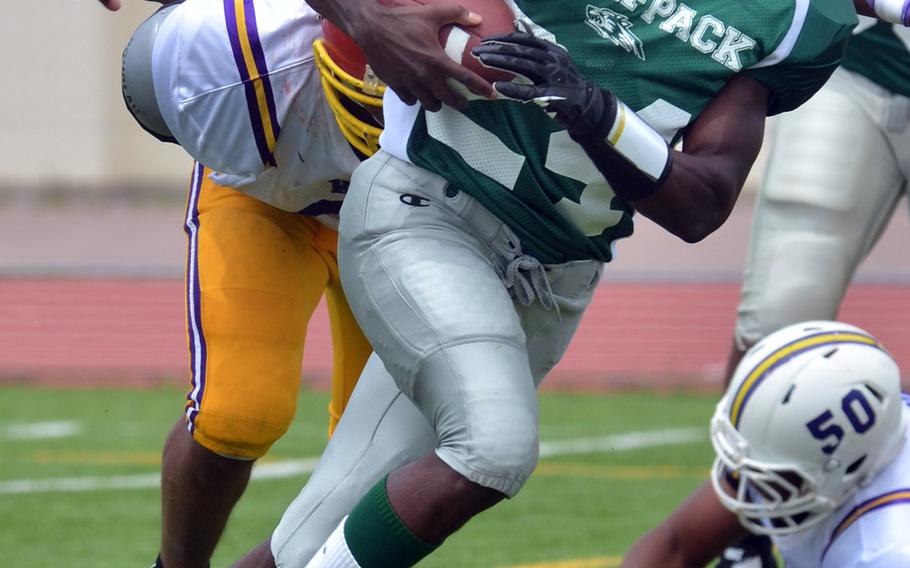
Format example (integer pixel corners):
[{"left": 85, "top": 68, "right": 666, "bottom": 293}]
[
  {"left": 426, "top": 100, "right": 690, "bottom": 237},
  {"left": 805, "top": 389, "right": 877, "bottom": 454}
]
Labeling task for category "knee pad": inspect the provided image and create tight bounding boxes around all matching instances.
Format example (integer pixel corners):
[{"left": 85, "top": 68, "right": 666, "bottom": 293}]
[
  {"left": 189, "top": 375, "right": 298, "bottom": 459},
  {"left": 416, "top": 343, "right": 540, "bottom": 498},
  {"left": 441, "top": 414, "right": 540, "bottom": 498},
  {"left": 736, "top": 240, "right": 847, "bottom": 352}
]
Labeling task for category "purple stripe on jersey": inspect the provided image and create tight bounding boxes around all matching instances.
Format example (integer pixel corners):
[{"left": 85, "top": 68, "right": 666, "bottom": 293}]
[
  {"left": 821, "top": 489, "right": 910, "bottom": 561},
  {"left": 903, "top": 1, "right": 910, "bottom": 26},
  {"left": 242, "top": 0, "right": 282, "bottom": 145},
  {"left": 223, "top": 0, "right": 276, "bottom": 167},
  {"left": 183, "top": 163, "right": 208, "bottom": 432}
]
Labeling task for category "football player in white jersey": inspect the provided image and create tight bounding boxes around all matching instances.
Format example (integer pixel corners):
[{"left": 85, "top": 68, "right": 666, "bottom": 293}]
[
  {"left": 117, "top": 1, "right": 494, "bottom": 567},
  {"left": 717, "top": 14, "right": 910, "bottom": 568},
  {"left": 621, "top": 321, "right": 910, "bottom": 568},
  {"left": 106, "top": 0, "right": 495, "bottom": 107}
]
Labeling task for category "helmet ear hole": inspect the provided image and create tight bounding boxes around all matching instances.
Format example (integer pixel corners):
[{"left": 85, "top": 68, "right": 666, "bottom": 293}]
[
  {"left": 863, "top": 382, "right": 885, "bottom": 403},
  {"left": 845, "top": 455, "right": 867, "bottom": 475},
  {"left": 781, "top": 384, "right": 796, "bottom": 405}
]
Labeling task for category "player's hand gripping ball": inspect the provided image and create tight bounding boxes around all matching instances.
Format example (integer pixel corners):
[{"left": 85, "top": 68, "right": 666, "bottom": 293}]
[{"left": 385, "top": 0, "right": 519, "bottom": 87}]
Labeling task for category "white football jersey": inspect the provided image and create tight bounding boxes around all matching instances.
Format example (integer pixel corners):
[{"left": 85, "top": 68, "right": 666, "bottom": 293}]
[
  {"left": 152, "top": 0, "right": 360, "bottom": 224},
  {"left": 773, "top": 398, "right": 910, "bottom": 568}
]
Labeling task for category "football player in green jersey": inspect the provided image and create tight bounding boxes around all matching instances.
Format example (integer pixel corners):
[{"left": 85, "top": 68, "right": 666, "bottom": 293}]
[{"left": 234, "top": 2, "right": 861, "bottom": 568}]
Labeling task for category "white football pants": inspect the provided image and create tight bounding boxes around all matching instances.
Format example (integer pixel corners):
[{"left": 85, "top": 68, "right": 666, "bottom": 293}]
[
  {"left": 270, "top": 150, "right": 602, "bottom": 566},
  {"left": 735, "top": 68, "right": 910, "bottom": 350}
]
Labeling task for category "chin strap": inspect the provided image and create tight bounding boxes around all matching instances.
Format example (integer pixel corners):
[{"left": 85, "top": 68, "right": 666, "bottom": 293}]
[{"left": 866, "top": 0, "right": 910, "bottom": 25}]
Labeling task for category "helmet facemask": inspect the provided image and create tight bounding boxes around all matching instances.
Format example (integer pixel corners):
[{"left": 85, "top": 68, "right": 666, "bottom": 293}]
[
  {"left": 711, "top": 410, "right": 837, "bottom": 536},
  {"left": 313, "top": 22, "right": 385, "bottom": 158}
]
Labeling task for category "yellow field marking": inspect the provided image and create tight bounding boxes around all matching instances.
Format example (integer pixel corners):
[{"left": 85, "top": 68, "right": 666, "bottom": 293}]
[
  {"left": 535, "top": 462, "right": 706, "bottom": 480},
  {"left": 29, "top": 451, "right": 297, "bottom": 466},
  {"left": 9, "top": 428, "right": 701, "bottom": 494},
  {"left": 28, "top": 452, "right": 705, "bottom": 478},
  {"left": 499, "top": 555, "right": 622, "bottom": 568},
  {"left": 31, "top": 451, "right": 162, "bottom": 466}
]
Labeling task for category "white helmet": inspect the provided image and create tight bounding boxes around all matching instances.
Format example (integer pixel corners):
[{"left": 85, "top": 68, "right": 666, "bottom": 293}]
[{"left": 711, "top": 321, "right": 907, "bottom": 536}]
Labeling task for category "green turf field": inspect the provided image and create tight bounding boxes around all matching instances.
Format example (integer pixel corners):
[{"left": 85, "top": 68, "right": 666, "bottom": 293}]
[{"left": 0, "top": 386, "right": 719, "bottom": 567}]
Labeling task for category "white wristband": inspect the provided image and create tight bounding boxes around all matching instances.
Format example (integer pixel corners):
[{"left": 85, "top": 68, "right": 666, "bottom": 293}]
[
  {"left": 605, "top": 102, "right": 671, "bottom": 182},
  {"left": 869, "top": 0, "right": 910, "bottom": 26}
]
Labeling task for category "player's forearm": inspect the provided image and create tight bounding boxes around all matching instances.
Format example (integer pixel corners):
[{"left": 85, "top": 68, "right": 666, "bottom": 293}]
[
  {"left": 629, "top": 152, "right": 741, "bottom": 243},
  {"left": 305, "top": 0, "right": 368, "bottom": 38},
  {"left": 306, "top": 0, "right": 493, "bottom": 109},
  {"left": 621, "top": 482, "right": 748, "bottom": 568},
  {"left": 570, "top": 115, "right": 741, "bottom": 243},
  {"left": 626, "top": 74, "right": 767, "bottom": 243},
  {"left": 620, "top": 528, "right": 703, "bottom": 568}
]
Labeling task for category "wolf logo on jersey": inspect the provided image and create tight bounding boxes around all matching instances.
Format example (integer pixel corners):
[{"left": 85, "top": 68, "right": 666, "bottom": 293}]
[{"left": 585, "top": 5, "right": 646, "bottom": 60}]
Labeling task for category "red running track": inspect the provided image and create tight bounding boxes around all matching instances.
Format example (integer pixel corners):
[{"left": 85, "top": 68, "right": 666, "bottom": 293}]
[{"left": 2, "top": 279, "right": 910, "bottom": 391}]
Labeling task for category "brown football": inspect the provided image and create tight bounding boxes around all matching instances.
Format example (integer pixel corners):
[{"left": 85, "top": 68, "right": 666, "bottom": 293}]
[{"left": 383, "top": 0, "right": 518, "bottom": 83}]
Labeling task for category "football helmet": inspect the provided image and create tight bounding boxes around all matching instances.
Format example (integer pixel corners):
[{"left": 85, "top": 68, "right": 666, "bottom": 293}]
[
  {"left": 121, "top": 1, "right": 183, "bottom": 144},
  {"left": 711, "top": 321, "right": 907, "bottom": 536},
  {"left": 313, "top": 20, "right": 385, "bottom": 157}
]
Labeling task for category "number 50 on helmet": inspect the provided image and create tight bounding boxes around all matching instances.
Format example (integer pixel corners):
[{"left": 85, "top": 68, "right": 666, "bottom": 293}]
[
  {"left": 711, "top": 321, "right": 908, "bottom": 535},
  {"left": 313, "top": 21, "right": 385, "bottom": 157}
]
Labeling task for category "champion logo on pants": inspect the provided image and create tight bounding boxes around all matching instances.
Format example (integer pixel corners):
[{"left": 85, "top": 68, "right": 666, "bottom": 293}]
[{"left": 399, "top": 194, "right": 430, "bottom": 207}]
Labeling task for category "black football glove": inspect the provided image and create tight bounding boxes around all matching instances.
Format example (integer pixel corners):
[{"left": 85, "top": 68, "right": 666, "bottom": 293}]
[
  {"left": 473, "top": 31, "right": 672, "bottom": 201},
  {"left": 471, "top": 32, "right": 617, "bottom": 140}
]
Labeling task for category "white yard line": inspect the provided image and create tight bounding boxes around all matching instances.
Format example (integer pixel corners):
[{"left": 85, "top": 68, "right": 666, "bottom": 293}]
[
  {"left": 539, "top": 427, "right": 704, "bottom": 458},
  {"left": 3, "top": 421, "right": 81, "bottom": 440},
  {"left": 0, "top": 428, "right": 704, "bottom": 495}
]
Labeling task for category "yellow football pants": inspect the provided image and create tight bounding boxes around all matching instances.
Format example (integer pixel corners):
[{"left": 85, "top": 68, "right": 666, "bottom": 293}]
[{"left": 182, "top": 164, "right": 372, "bottom": 459}]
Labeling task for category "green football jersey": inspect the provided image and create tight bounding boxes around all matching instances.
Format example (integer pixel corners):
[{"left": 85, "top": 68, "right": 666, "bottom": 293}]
[
  {"left": 380, "top": 0, "right": 857, "bottom": 264},
  {"left": 841, "top": 19, "right": 910, "bottom": 98}
]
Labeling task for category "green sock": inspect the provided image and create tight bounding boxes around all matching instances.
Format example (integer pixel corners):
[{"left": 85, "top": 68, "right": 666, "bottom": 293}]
[{"left": 344, "top": 476, "right": 438, "bottom": 568}]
